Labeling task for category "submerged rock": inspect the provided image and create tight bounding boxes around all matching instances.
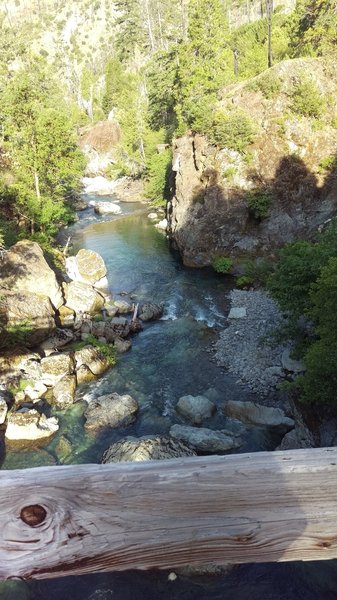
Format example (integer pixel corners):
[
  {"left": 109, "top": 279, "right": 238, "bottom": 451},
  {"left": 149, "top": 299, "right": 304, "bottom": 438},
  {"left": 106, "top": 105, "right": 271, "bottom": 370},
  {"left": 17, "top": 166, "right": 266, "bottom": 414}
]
[
  {"left": 84, "top": 392, "right": 139, "bottom": 429},
  {"left": 102, "top": 435, "right": 196, "bottom": 463},
  {"left": 170, "top": 424, "right": 241, "bottom": 452},
  {"left": 223, "top": 400, "right": 294, "bottom": 431},
  {"left": 176, "top": 394, "right": 216, "bottom": 425},
  {"left": 5, "top": 410, "right": 59, "bottom": 441},
  {"left": 138, "top": 303, "right": 164, "bottom": 321}
]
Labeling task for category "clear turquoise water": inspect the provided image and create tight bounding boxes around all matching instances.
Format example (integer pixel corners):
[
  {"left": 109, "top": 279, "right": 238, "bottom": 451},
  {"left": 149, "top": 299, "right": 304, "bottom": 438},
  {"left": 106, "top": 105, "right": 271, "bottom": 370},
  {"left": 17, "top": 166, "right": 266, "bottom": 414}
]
[{"left": 1, "top": 200, "right": 337, "bottom": 599}]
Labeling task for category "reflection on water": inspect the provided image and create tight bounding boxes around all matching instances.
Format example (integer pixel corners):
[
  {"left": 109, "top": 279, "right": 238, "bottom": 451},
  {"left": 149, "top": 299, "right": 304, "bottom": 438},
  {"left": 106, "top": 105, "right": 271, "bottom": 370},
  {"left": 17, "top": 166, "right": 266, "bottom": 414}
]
[{"left": 2, "top": 200, "right": 337, "bottom": 599}]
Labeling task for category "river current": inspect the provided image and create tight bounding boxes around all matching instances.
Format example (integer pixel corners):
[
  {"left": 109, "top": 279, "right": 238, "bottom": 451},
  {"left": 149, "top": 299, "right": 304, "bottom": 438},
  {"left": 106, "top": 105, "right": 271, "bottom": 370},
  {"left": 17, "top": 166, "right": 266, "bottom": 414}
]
[{"left": 1, "top": 197, "right": 337, "bottom": 599}]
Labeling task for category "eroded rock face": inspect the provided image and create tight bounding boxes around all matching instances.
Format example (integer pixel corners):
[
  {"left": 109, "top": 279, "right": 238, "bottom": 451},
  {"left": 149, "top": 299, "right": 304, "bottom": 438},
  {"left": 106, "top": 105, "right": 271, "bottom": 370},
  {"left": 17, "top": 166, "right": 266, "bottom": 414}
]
[
  {"left": 0, "top": 240, "right": 63, "bottom": 308},
  {"left": 223, "top": 400, "right": 294, "bottom": 431},
  {"left": 84, "top": 392, "right": 138, "bottom": 429},
  {"left": 168, "top": 59, "right": 337, "bottom": 267},
  {"left": 64, "top": 281, "right": 105, "bottom": 314},
  {"left": 0, "top": 290, "right": 56, "bottom": 346},
  {"left": 170, "top": 424, "right": 241, "bottom": 452},
  {"left": 5, "top": 410, "right": 59, "bottom": 441},
  {"left": 176, "top": 394, "right": 216, "bottom": 425},
  {"left": 102, "top": 435, "right": 196, "bottom": 463},
  {"left": 66, "top": 249, "right": 107, "bottom": 286}
]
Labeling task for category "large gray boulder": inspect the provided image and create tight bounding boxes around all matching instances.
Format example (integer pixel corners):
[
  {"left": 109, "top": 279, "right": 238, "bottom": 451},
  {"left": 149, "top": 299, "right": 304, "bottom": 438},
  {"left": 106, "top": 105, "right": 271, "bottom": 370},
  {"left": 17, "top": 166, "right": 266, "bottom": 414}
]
[
  {"left": 5, "top": 410, "right": 59, "bottom": 441},
  {"left": 223, "top": 400, "right": 294, "bottom": 431},
  {"left": 64, "top": 281, "right": 105, "bottom": 314},
  {"left": 0, "top": 290, "right": 56, "bottom": 346},
  {"left": 170, "top": 424, "right": 241, "bottom": 452},
  {"left": 66, "top": 249, "right": 107, "bottom": 286},
  {"left": 84, "top": 393, "right": 138, "bottom": 430},
  {"left": 0, "top": 240, "right": 63, "bottom": 308},
  {"left": 176, "top": 394, "right": 216, "bottom": 425},
  {"left": 102, "top": 435, "right": 196, "bottom": 463},
  {"left": 104, "top": 317, "right": 130, "bottom": 341}
]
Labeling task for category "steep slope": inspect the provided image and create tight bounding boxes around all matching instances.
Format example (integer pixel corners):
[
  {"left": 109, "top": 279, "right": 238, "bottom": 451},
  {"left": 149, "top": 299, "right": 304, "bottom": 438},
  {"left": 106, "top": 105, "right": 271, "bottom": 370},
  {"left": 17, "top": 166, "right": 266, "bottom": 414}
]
[{"left": 168, "top": 58, "right": 337, "bottom": 267}]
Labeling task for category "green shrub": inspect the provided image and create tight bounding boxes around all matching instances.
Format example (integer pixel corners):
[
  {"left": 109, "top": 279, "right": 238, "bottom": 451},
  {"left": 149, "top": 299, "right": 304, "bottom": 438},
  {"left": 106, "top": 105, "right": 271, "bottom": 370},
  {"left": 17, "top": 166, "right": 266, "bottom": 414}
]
[
  {"left": 318, "top": 155, "right": 335, "bottom": 172},
  {"left": 236, "top": 275, "right": 253, "bottom": 287},
  {"left": 208, "top": 109, "right": 256, "bottom": 153},
  {"left": 247, "top": 189, "right": 272, "bottom": 219},
  {"left": 291, "top": 77, "right": 325, "bottom": 118},
  {"left": 212, "top": 256, "right": 233, "bottom": 273},
  {"left": 250, "top": 71, "right": 282, "bottom": 99},
  {"left": 144, "top": 149, "right": 172, "bottom": 206},
  {"left": 242, "top": 258, "right": 273, "bottom": 286}
]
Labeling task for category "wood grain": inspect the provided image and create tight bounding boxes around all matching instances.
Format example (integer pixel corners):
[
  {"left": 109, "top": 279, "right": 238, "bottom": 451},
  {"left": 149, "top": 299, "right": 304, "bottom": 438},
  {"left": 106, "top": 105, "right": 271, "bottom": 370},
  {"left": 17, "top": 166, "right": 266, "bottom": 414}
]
[{"left": 1, "top": 447, "right": 337, "bottom": 580}]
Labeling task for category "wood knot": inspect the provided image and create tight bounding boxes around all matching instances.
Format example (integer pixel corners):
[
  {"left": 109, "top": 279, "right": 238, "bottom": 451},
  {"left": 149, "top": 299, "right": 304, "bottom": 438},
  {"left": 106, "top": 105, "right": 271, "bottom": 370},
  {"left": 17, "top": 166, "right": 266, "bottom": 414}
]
[{"left": 20, "top": 505, "right": 47, "bottom": 527}]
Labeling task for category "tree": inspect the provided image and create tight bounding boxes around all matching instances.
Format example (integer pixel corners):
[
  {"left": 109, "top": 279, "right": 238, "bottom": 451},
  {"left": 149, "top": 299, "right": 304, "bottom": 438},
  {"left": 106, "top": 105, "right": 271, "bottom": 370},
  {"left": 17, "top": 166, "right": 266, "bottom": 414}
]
[
  {"left": 266, "top": 0, "right": 273, "bottom": 67},
  {"left": 2, "top": 62, "right": 85, "bottom": 236},
  {"left": 291, "top": 0, "right": 337, "bottom": 56}
]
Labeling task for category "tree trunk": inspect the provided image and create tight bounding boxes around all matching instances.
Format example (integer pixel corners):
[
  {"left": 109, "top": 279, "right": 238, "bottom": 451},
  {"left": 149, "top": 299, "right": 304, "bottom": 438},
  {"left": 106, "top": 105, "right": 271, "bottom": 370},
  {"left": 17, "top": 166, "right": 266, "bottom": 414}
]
[
  {"left": 34, "top": 170, "right": 41, "bottom": 204},
  {"left": 266, "top": 0, "right": 273, "bottom": 68}
]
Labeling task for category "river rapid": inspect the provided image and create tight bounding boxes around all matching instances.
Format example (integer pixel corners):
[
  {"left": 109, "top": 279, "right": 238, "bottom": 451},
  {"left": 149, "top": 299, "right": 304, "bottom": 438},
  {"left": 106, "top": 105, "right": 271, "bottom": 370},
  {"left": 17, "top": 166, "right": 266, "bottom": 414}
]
[{"left": 2, "top": 197, "right": 337, "bottom": 600}]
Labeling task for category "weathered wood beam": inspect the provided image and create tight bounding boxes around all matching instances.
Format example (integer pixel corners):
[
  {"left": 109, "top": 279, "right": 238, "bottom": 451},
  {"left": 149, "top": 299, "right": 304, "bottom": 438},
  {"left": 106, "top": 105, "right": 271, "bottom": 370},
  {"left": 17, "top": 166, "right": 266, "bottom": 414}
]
[{"left": 1, "top": 447, "right": 337, "bottom": 580}]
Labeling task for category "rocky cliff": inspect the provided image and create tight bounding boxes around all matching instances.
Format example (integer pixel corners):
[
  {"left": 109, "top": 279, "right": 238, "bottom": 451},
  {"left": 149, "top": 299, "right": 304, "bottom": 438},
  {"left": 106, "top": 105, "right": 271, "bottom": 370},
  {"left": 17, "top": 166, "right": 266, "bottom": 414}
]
[{"left": 168, "top": 58, "right": 337, "bottom": 267}]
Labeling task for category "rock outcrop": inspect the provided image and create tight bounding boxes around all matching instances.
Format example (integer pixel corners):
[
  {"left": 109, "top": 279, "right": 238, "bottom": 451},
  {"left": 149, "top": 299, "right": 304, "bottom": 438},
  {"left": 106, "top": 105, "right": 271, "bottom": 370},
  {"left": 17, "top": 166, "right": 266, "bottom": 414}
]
[
  {"left": 102, "top": 435, "right": 196, "bottom": 463},
  {"left": 167, "top": 59, "right": 337, "bottom": 267}
]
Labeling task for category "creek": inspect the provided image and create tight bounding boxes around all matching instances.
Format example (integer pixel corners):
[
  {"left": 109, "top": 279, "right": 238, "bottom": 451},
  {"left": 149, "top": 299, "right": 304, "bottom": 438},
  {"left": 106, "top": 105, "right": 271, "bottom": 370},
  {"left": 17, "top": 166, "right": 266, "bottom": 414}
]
[{"left": 2, "top": 197, "right": 337, "bottom": 599}]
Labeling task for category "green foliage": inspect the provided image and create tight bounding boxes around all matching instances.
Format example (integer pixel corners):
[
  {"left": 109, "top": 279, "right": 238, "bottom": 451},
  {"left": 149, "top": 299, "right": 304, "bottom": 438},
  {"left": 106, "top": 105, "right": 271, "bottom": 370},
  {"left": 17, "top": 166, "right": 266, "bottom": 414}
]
[
  {"left": 291, "top": 77, "right": 325, "bottom": 118},
  {"left": 291, "top": 0, "right": 337, "bottom": 56},
  {"left": 318, "top": 155, "right": 335, "bottom": 172},
  {"left": 208, "top": 110, "right": 256, "bottom": 152},
  {"left": 212, "top": 256, "right": 233, "bottom": 273},
  {"left": 241, "top": 258, "right": 273, "bottom": 286},
  {"left": 248, "top": 70, "right": 282, "bottom": 98},
  {"left": 0, "top": 321, "right": 34, "bottom": 350},
  {"left": 247, "top": 189, "right": 272, "bottom": 219},
  {"left": 144, "top": 149, "right": 172, "bottom": 206},
  {"left": 74, "top": 335, "right": 117, "bottom": 366}
]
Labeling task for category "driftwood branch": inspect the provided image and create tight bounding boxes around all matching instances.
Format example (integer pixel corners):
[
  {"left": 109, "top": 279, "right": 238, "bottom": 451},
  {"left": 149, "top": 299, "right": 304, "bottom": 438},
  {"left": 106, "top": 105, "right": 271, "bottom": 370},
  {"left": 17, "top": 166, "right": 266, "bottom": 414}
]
[{"left": 1, "top": 448, "right": 337, "bottom": 580}]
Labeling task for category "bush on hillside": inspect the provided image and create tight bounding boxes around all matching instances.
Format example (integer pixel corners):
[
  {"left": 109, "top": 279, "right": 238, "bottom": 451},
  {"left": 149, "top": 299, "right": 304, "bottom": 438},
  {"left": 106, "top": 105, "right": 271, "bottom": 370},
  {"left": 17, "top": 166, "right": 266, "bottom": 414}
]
[
  {"left": 208, "top": 109, "right": 256, "bottom": 153},
  {"left": 291, "top": 77, "right": 325, "bottom": 118}
]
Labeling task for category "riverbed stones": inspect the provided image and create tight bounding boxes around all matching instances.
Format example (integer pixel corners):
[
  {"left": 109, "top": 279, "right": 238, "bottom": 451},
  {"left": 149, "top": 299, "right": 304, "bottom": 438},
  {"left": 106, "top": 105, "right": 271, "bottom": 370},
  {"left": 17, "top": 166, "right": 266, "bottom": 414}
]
[
  {"left": 114, "top": 337, "right": 132, "bottom": 353},
  {"left": 0, "top": 290, "right": 56, "bottom": 346},
  {"left": 52, "top": 375, "right": 77, "bottom": 409},
  {"left": 0, "top": 240, "right": 63, "bottom": 308},
  {"left": 228, "top": 307, "right": 247, "bottom": 319},
  {"left": 58, "top": 305, "right": 75, "bottom": 327},
  {"left": 24, "top": 382, "right": 47, "bottom": 402},
  {"left": 176, "top": 394, "right": 216, "bottom": 425},
  {"left": 170, "top": 424, "right": 241, "bottom": 452},
  {"left": 138, "top": 303, "right": 164, "bottom": 321},
  {"left": 40, "top": 328, "right": 74, "bottom": 353},
  {"left": 91, "top": 320, "right": 106, "bottom": 337},
  {"left": 75, "top": 345, "right": 109, "bottom": 376},
  {"left": 94, "top": 201, "right": 122, "bottom": 214},
  {"left": 223, "top": 400, "right": 294, "bottom": 431},
  {"left": 76, "top": 364, "right": 97, "bottom": 385},
  {"left": 102, "top": 435, "right": 196, "bottom": 463},
  {"left": 64, "top": 281, "right": 105, "bottom": 314},
  {"left": 84, "top": 393, "right": 139, "bottom": 429},
  {"left": 5, "top": 410, "right": 59, "bottom": 441},
  {"left": 114, "top": 300, "right": 133, "bottom": 314}
]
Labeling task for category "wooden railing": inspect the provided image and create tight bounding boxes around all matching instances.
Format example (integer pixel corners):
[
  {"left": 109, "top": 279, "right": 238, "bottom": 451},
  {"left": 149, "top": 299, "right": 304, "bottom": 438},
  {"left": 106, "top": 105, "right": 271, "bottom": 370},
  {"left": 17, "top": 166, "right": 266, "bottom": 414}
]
[{"left": 1, "top": 447, "right": 337, "bottom": 580}]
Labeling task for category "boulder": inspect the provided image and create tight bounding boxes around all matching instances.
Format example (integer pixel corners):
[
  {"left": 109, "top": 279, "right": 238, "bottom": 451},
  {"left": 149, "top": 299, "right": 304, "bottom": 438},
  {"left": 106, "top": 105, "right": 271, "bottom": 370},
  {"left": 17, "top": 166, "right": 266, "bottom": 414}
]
[
  {"left": 94, "top": 201, "right": 122, "bottom": 214},
  {"left": 64, "top": 281, "right": 105, "bottom": 314},
  {"left": 0, "top": 397, "right": 8, "bottom": 424},
  {"left": 0, "top": 240, "right": 63, "bottom": 308},
  {"left": 105, "top": 317, "right": 130, "bottom": 341},
  {"left": 170, "top": 424, "right": 241, "bottom": 452},
  {"left": 155, "top": 218, "right": 168, "bottom": 231},
  {"left": 223, "top": 400, "right": 294, "bottom": 431},
  {"left": 58, "top": 305, "right": 75, "bottom": 327},
  {"left": 83, "top": 176, "right": 119, "bottom": 195},
  {"left": 66, "top": 249, "right": 107, "bottom": 286},
  {"left": 228, "top": 307, "right": 247, "bottom": 319},
  {"left": 114, "top": 337, "right": 132, "bottom": 353},
  {"left": 24, "top": 382, "right": 47, "bottom": 402},
  {"left": 114, "top": 300, "right": 133, "bottom": 314},
  {"left": 0, "top": 290, "right": 56, "bottom": 346},
  {"left": 75, "top": 345, "right": 109, "bottom": 376},
  {"left": 91, "top": 320, "right": 106, "bottom": 337},
  {"left": 138, "top": 303, "right": 164, "bottom": 322},
  {"left": 41, "top": 352, "right": 74, "bottom": 385},
  {"left": 76, "top": 364, "right": 97, "bottom": 385},
  {"left": 52, "top": 375, "right": 77, "bottom": 409},
  {"left": 5, "top": 410, "right": 59, "bottom": 441},
  {"left": 39, "top": 328, "right": 74, "bottom": 353},
  {"left": 102, "top": 435, "right": 196, "bottom": 463},
  {"left": 84, "top": 392, "right": 139, "bottom": 430},
  {"left": 176, "top": 394, "right": 216, "bottom": 425}
]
